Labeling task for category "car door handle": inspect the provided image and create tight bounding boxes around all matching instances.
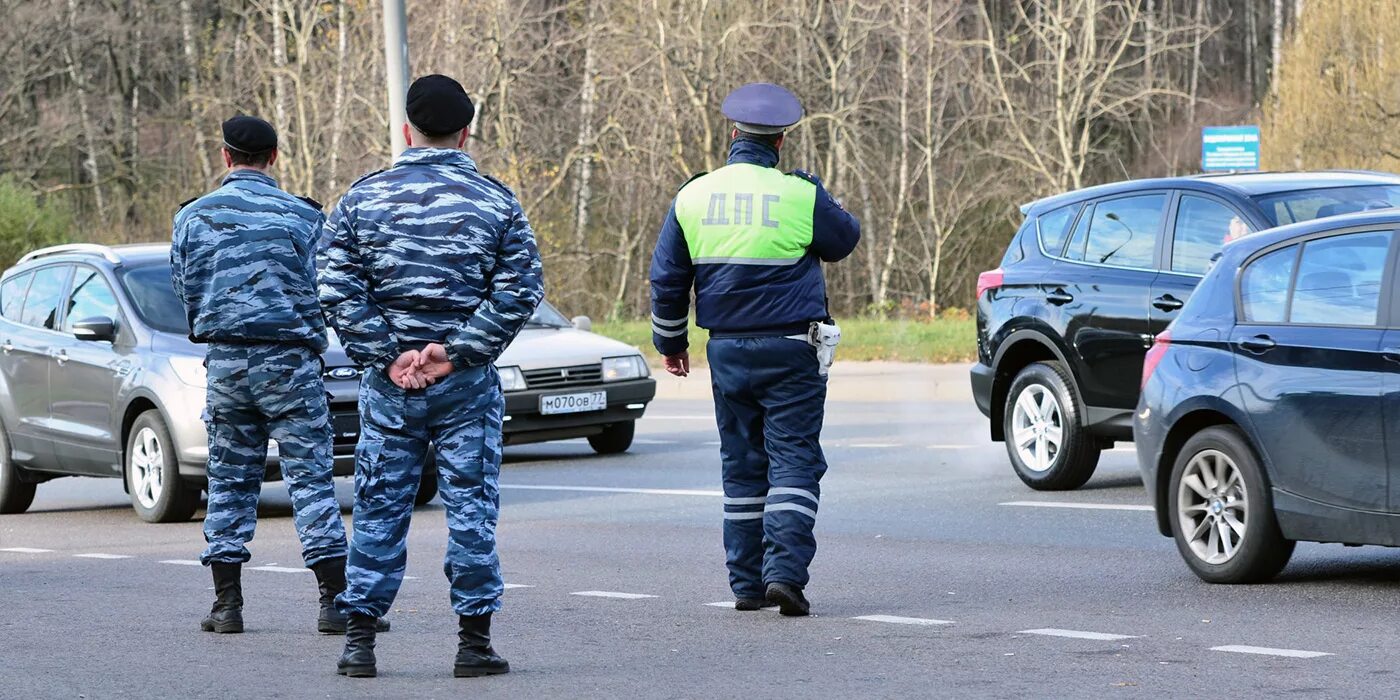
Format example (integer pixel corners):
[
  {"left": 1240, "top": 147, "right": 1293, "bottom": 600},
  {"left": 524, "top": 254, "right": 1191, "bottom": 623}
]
[
  {"left": 1152, "top": 294, "right": 1185, "bottom": 312},
  {"left": 1384, "top": 347, "right": 1400, "bottom": 363},
  {"left": 1238, "top": 335, "right": 1276, "bottom": 353},
  {"left": 52, "top": 349, "right": 68, "bottom": 366},
  {"left": 1046, "top": 288, "right": 1074, "bottom": 305},
  {"left": 0, "top": 340, "right": 10, "bottom": 355}
]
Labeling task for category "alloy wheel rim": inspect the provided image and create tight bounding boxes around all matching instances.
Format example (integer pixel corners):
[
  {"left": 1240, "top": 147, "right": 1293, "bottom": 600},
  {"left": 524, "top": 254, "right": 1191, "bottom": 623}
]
[
  {"left": 1011, "top": 384, "right": 1063, "bottom": 473},
  {"left": 1177, "top": 448, "right": 1247, "bottom": 565},
  {"left": 130, "top": 427, "right": 164, "bottom": 510}
]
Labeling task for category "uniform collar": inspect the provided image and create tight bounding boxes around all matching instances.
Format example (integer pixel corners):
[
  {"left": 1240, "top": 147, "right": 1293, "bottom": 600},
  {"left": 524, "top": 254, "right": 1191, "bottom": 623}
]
[
  {"left": 222, "top": 169, "right": 277, "bottom": 188},
  {"left": 395, "top": 147, "right": 479, "bottom": 172},
  {"left": 726, "top": 137, "right": 780, "bottom": 168}
]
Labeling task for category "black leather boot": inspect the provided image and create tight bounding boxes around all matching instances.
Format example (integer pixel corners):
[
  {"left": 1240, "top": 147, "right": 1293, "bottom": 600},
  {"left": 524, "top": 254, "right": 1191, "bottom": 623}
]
[
  {"left": 311, "top": 557, "right": 391, "bottom": 635},
  {"left": 200, "top": 562, "right": 244, "bottom": 633},
  {"left": 336, "top": 614, "right": 378, "bottom": 678},
  {"left": 453, "top": 613, "right": 510, "bottom": 677},
  {"left": 765, "top": 582, "right": 811, "bottom": 617}
]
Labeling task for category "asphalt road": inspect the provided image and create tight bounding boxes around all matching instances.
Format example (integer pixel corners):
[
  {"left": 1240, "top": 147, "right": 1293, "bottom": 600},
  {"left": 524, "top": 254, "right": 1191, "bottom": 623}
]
[{"left": 3, "top": 363, "right": 1400, "bottom": 699}]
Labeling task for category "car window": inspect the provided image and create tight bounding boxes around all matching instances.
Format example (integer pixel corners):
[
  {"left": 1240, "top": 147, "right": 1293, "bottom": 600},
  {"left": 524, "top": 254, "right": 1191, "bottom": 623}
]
[
  {"left": 117, "top": 263, "right": 188, "bottom": 335},
  {"left": 1240, "top": 245, "right": 1298, "bottom": 323},
  {"left": 1, "top": 272, "right": 33, "bottom": 321},
  {"left": 1289, "top": 231, "right": 1391, "bottom": 326},
  {"left": 19, "top": 265, "right": 72, "bottom": 330},
  {"left": 1173, "top": 196, "right": 1249, "bottom": 275},
  {"left": 1065, "top": 194, "right": 1165, "bottom": 268},
  {"left": 1037, "top": 204, "right": 1078, "bottom": 256},
  {"left": 1254, "top": 185, "right": 1400, "bottom": 226},
  {"left": 62, "top": 268, "right": 121, "bottom": 332}
]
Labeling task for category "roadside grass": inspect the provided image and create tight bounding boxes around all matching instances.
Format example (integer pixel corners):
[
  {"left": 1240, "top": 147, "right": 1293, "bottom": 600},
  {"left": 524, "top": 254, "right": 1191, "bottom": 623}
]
[{"left": 593, "top": 316, "right": 976, "bottom": 366}]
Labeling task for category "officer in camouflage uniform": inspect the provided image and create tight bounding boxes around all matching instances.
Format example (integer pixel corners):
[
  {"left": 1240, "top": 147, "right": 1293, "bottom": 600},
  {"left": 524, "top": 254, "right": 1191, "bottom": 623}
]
[
  {"left": 173, "top": 116, "right": 385, "bottom": 636},
  {"left": 321, "top": 75, "right": 543, "bottom": 679},
  {"left": 649, "top": 84, "right": 861, "bottom": 617}
]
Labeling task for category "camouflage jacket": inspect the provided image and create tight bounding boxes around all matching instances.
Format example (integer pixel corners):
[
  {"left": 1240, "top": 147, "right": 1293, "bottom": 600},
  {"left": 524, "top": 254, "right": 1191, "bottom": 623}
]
[
  {"left": 318, "top": 148, "right": 544, "bottom": 370},
  {"left": 171, "top": 169, "right": 329, "bottom": 353}
]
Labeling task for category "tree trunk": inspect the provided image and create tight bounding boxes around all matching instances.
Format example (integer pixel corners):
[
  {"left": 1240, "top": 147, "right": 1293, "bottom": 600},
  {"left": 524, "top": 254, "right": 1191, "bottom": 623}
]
[
  {"left": 328, "top": 0, "right": 349, "bottom": 195},
  {"left": 1272, "top": 0, "right": 1284, "bottom": 97},
  {"left": 64, "top": 0, "right": 104, "bottom": 214},
  {"left": 1188, "top": 0, "right": 1205, "bottom": 125},
  {"left": 1246, "top": 0, "right": 1257, "bottom": 102},
  {"left": 572, "top": 0, "right": 599, "bottom": 248},
  {"left": 271, "top": 0, "right": 289, "bottom": 133},
  {"left": 875, "top": 0, "right": 912, "bottom": 313},
  {"left": 179, "top": 0, "right": 213, "bottom": 183}
]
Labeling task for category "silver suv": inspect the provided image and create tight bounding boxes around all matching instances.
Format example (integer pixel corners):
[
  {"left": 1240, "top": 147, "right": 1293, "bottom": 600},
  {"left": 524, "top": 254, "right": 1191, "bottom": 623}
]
[{"left": 0, "top": 244, "right": 655, "bottom": 523}]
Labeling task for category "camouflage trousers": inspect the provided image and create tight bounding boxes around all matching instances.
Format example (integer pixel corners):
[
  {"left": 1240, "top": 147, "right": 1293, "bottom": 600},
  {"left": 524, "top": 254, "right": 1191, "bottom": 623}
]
[
  {"left": 336, "top": 364, "right": 505, "bottom": 618},
  {"left": 199, "top": 343, "right": 347, "bottom": 567}
]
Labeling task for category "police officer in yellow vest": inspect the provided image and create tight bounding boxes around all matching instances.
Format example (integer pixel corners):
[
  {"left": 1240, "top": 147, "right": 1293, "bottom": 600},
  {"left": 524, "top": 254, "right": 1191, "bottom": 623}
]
[{"left": 649, "top": 83, "right": 861, "bottom": 616}]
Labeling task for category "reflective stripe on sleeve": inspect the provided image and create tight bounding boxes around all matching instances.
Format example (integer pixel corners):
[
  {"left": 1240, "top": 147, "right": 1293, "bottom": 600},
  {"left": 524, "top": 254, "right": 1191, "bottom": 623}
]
[
  {"left": 723, "top": 496, "right": 767, "bottom": 505},
  {"left": 652, "top": 313, "right": 688, "bottom": 329},
  {"left": 723, "top": 512, "right": 765, "bottom": 521},
  {"left": 652, "top": 324, "right": 688, "bottom": 338}
]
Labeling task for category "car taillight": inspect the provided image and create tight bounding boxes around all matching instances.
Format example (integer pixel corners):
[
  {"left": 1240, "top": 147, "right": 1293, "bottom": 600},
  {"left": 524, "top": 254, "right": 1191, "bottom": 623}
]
[
  {"left": 1142, "top": 330, "right": 1172, "bottom": 389},
  {"left": 977, "top": 268, "right": 1004, "bottom": 300}
]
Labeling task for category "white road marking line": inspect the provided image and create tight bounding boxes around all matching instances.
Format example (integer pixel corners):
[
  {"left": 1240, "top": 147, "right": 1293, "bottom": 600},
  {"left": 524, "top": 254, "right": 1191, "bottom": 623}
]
[
  {"left": 502, "top": 484, "right": 722, "bottom": 497},
  {"left": 1000, "top": 501, "right": 1154, "bottom": 512},
  {"left": 73, "top": 553, "right": 131, "bottom": 560},
  {"left": 571, "top": 591, "right": 658, "bottom": 600},
  {"left": 1019, "top": 628, "right": 1140, "bottom": 641},
  {"left": 248, "top": 566, "right": 308, "bottom": 574},
  {"left": 0, "top": 547, "right": 54, "bottom": 553},
  {"left": 1210, "top": 645, "right": 1333, "bottom": 659},
  {"left": 927, "top": 444, "right": 977, "bottom": 449},
  {"left": 852, "top": 615, "right": 954, "bottom": 626},
  {"left": 160, "top": 559, "right": 203, "bottom": 566},
  {"left": 703, "top": 441, "right": 722, "bottom": 446},
  {"left": 504, "top": 584, "right": 533, "bottom": 590},
  {"left": 632, "top": 439, "right": 677, "bottom": 445},
  {"left": 404, "top": 576, "right": 421, "bottom": 580},
  {"left": 704, "top": 602, "right": 777, "bottom": 610},
  {"left": 847, "top": 442, "right": 901, "bottom": 448}
]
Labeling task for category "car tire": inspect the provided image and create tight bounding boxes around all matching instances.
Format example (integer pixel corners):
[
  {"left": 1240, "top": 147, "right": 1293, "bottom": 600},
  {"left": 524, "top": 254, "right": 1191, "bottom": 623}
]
[
  {"left": 0, "top": 421, "right": 36, "bottom": 515},
  {"left": 588, "top": 420, "right": 635, "bottom": 455},
  {"left": 1168, "top": 425, "right": 1294, "bottom": 584},
  {"left": 126, "top": 410, "right": 198, "bottom": 523},
  {"left": 415, "top": 454, "right": 439, "bottom": 507},
  {"left": 1003, "top": 361, "right": 1101, "bottom": 490}
]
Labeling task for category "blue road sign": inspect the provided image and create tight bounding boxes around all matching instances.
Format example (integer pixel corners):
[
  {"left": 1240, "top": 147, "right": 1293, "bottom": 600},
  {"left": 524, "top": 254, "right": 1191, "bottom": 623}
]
[{"left": 1201, "top": 126, "right": 1261, "bottom": 171}]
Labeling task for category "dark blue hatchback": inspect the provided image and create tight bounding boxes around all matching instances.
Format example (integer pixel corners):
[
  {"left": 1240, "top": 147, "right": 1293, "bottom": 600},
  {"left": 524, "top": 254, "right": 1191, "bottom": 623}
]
[{"left": 1137, "top": 208, "right": 1400, "bottom": 583}]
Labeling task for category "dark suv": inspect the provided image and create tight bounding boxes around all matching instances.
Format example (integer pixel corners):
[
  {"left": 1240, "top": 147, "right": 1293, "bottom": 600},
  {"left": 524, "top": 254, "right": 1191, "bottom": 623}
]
[{"left": 972, "top": 171, "right": 1400, "bottom": 490}]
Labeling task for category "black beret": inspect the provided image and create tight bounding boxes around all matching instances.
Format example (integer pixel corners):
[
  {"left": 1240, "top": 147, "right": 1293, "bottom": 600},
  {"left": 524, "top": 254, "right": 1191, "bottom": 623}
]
[
  {"left": 222, "top": 115, "right": 277, "bottom": 154},
  {"left": 406, "top": 75, "right": 476, "bottom": 137}
]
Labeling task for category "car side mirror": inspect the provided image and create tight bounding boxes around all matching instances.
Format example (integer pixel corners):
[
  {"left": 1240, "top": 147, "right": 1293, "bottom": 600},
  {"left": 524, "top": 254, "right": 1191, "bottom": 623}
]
[
  {"left": 73, "top": 316, "right": 116, "bottom": 343},
  {"left": 571, "top": 315, "right": 592, "bottom": 332}
]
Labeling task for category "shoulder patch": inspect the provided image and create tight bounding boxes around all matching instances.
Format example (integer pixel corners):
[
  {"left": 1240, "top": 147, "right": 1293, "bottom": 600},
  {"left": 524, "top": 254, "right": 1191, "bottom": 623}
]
[
  {"left": 349, "top": 168, "right": 386, "bottom": 189},
  {"left": 788, "top": 169, "right": 821, "bottom": 185},
  {"left": 478, "top": 172, "right": 518, "bottom": 199},
  {"left": 676, "top": 171, "right": 708, "bottom": 194},
  {"left": 295, "top": 195, "right": 324, "bottom": 211},
  {"left": 175, "top": 196, "right": 199, "bottom": 214}
]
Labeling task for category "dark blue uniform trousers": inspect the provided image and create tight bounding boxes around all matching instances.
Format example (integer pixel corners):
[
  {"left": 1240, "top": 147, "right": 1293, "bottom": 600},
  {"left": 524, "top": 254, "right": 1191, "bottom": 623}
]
[{"left": 708, "top": 336, "right": 828, "bottom": 598}]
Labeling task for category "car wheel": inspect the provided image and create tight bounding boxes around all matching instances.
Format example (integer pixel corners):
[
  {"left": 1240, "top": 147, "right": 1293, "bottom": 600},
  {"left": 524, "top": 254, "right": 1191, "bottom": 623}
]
[
  {"left": 1168, "top": 425, "right": 1294, "bottom": 584},
  {"left": 0, "top": 421, "right": 36, "bottom": 514},
  {"left": 126, "top": 410, "right": 198, "bottom": 523},
  {"left": 415, "top": 454, "right": 439, "bottom": 507},
  {"left": 588, "top": 420, "right": 635, "bottom": 455},
  {"left": 1003, "top": 361, "right": 1101, "bottom": 490}
]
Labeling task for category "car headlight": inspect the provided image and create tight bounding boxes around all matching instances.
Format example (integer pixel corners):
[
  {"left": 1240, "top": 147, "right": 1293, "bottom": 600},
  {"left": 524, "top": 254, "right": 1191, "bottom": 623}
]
[
  {"left": 602, "top": 355, "right": 648, "bottom": 382},
  {"left": 498, "top": 365, "right": 527, "bottom": 392},
  {"left": 169, "top": 355, "right": 207, "bottom": 388}
]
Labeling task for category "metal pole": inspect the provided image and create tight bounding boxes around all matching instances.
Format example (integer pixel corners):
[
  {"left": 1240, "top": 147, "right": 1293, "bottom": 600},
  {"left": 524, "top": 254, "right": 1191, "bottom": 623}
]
[{"left": 382, "top": 0, "right": 410, "bottom": 158}]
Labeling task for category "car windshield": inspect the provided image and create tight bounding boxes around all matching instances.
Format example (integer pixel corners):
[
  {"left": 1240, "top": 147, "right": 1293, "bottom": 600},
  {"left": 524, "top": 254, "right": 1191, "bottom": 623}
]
[
  {"left": 527, "top": 301, "right": 572, "bottom": 328},
  {"left": 1253, "top": 185, "right": 1400, "bottom": 226},
  {"left": 118, "top": 261, "right": 574, "bottom": 334},
  {"left": 118, "top": 262, "right": 188, "bottom": 334}
]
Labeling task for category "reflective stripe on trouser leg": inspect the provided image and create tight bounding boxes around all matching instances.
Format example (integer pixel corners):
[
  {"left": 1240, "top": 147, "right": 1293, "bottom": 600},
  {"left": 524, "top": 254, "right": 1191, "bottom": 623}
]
[
  {"left": 257, "top": 346, "right": 347, "bottom": 566},
  {"left": 336, "top": 369, "right": 429, "bottom": 619},
  {"left": 430, "top": 366, "right": 506, "bottom": 617},
  {"left": 201, "top": 345, "right": 270, "bottom": 565},
  {"left": 710, "top": 337, "right": 770, "bottom": 600}
]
